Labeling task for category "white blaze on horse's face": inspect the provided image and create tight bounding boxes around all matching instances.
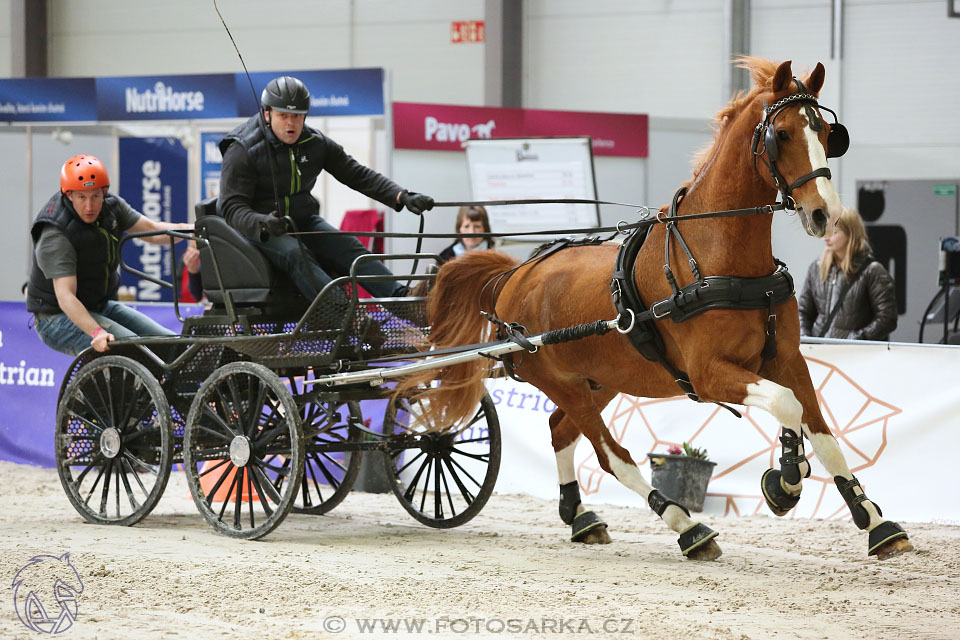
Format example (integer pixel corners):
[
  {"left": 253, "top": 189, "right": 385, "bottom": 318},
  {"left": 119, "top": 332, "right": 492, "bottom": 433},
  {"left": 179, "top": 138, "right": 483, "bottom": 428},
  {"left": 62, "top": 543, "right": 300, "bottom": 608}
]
[{"left": 797, "top": 109, "right": 843, "bottom": 238}]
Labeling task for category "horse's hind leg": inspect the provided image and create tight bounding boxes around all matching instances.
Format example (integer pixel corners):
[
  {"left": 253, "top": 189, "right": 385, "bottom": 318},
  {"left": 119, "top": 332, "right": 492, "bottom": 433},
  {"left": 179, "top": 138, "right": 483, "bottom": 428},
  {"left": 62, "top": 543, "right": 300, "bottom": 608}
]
[
  {"left": 550, "top": 402, "right": 612, "bottom": 544},
  {"left": 541, "top": 384, "right": 720, "bottom": 560},
  {"left": 759, "top": 354, "right": 913, "bottom": 559}
]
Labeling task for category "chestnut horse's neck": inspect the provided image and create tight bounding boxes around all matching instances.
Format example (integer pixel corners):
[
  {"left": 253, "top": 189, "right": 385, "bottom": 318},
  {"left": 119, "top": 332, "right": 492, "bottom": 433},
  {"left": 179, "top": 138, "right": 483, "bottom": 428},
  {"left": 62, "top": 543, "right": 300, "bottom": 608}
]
[{"left": 663, "top": 104, "right": 783, "bottom": 279}]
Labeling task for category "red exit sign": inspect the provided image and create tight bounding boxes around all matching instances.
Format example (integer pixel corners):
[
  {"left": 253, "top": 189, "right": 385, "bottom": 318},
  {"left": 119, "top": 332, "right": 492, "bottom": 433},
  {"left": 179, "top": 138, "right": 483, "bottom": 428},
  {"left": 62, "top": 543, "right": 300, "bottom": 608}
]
[{"left": 451, "top": 20, "right": 485, "bottom": 43}]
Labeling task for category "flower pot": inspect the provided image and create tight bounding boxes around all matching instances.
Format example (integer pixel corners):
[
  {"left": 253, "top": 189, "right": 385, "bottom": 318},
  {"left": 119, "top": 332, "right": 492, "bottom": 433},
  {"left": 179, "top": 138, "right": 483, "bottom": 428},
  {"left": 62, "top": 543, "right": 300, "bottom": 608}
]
[{"left": 646, "top": 453, "right": 717, "bottom": 512}]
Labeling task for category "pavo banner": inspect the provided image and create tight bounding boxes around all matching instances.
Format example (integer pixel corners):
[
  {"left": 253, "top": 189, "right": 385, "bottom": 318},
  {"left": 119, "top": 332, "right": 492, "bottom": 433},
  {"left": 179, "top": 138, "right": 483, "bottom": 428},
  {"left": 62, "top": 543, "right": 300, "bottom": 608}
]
[{"left": 117, "top": 138, "right": 188, "bottom": 302}]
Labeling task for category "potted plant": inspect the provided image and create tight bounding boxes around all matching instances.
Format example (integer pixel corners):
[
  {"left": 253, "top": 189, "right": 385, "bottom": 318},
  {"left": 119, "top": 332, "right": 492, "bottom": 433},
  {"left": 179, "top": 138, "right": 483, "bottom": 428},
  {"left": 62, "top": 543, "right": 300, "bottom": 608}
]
[{"left": 646, "top": 443, "right": 716, "bottom": 512}]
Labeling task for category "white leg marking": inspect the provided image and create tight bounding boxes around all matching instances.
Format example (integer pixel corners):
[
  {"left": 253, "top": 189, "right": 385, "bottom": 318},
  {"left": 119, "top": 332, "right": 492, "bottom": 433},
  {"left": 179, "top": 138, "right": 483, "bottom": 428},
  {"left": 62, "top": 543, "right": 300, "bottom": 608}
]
[
  {"left": 803, "top": 123, "right": 843, "bottom": 219},
  {"left": 744, "top": 380, "right": 809, "bottom": 492},
  {"left": 808, "top": 432, "right": 884, "bottom": 530},
  {"left": 555, "top": 437, "right": 579, "bottom": 485},
  {"left": 601, "top": 442, "right": 694, "bottom": 533}
]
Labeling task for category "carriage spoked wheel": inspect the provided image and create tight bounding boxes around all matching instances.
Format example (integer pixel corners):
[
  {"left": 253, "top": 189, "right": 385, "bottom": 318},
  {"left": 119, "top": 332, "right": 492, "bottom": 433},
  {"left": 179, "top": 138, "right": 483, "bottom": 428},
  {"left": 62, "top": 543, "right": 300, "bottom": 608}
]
[
  {"left": 281, "top": 378, "right": 363, "bottom": 515},
  {"left": 381, "top": 393, "right": 501, "bottom": 528},
  {"left": 55, "top": 355, "right": 173, "bottom": 526},
  {"left": 183, "top": 362, "right": 304, "bottom": 539}
]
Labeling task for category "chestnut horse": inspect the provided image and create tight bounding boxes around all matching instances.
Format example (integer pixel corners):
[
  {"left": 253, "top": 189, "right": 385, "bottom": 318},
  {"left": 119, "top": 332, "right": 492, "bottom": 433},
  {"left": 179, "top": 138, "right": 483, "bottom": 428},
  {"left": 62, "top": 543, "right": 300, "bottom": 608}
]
[{"left": 400, "top": 59, "right": 912, "bottom": 561}]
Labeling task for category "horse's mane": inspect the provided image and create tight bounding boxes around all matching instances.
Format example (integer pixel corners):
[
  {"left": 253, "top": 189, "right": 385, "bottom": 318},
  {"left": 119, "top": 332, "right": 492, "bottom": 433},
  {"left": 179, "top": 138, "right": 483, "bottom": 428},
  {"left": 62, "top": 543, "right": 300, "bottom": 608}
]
[{"left": 687, "top": 57, "right": 782, "bottom": 183}]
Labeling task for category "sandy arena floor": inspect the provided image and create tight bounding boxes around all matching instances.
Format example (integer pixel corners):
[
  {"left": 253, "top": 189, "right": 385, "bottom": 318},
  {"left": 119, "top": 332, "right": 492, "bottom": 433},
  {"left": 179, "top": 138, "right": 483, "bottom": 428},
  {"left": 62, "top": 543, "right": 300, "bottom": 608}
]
[{"left": 1, "top": 461, "right": 958, "bottom": 639}]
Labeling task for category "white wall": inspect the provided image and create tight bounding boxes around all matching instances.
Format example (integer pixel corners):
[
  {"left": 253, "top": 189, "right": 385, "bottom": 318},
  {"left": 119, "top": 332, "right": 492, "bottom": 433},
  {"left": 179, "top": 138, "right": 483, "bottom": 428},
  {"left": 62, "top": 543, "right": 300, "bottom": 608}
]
[
  {"left": 525, "top": 0, "right": 728, "bottom": 118},
  {"left": 0, "top": 0, "right": 11, "bottom": 77},
  {"left": 45, "top": 0, "right": 486, "bottom": 105}
]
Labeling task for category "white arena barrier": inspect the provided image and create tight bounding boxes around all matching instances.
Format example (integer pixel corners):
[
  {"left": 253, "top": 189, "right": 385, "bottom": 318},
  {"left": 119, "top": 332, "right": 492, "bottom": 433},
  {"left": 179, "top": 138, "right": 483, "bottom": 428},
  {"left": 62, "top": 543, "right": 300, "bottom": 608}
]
[{"left": 490, "top": 340, "right": 960, "bottom": 525}]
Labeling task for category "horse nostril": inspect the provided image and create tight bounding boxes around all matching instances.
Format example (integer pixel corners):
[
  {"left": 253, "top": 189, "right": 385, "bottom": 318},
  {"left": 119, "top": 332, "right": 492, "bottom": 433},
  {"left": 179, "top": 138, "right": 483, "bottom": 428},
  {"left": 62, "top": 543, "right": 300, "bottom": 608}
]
[{"left": 812, "top": 209, "right": 827, "bottom": 228}]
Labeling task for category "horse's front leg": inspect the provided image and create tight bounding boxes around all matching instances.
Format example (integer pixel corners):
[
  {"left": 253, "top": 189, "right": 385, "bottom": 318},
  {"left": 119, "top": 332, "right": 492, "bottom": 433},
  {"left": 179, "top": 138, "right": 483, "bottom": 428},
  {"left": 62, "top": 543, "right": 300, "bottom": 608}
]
[
  {"left": 761, "top": 352, "right": 913, "bottom": 559},
  {"left": 549, "top": 407, "right": 611, "bottom": 544}
]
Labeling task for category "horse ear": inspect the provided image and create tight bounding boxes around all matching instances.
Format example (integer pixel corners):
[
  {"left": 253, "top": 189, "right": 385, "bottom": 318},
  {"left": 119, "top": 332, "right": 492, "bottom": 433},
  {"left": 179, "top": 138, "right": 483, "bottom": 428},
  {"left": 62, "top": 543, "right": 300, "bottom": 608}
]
[
  {"left": 772, "top": 60, "right": 793, "bottom": 94},
  {"left": 59, "top": 552, "right": 70, "bottom": 562},
  {"left": 806, "top": 62, "right": 826, "bottom": 96}
]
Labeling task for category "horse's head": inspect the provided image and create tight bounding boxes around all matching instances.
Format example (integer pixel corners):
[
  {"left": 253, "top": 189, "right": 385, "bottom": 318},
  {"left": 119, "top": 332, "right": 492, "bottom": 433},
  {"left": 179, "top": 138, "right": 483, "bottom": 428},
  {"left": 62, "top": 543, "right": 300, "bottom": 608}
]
[{"left": 751, "top": 60, "right": 847, "bottom": 237}]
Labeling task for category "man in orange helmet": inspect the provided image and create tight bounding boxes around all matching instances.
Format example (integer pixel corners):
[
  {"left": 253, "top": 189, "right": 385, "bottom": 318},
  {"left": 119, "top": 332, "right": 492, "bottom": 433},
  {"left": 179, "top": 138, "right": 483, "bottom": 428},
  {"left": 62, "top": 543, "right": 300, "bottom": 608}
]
[{"left": 26, "top": 154, "right": 193, "bottom": 356}]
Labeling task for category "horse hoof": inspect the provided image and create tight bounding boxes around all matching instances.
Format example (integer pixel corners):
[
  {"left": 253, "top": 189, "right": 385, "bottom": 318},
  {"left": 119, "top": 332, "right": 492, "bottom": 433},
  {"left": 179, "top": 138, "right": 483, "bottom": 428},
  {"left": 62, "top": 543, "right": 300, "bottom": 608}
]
[
  {"left": 678, "top": 523, "right": 719, "bottom": 559},
  {"left": 579, "top": 526, "right": 612, "bottom": 545},
  {"left": 868, "top": 521, "right": 913, "bottom": 559},
  {"left": 868, "top": 521, "right": 912, "bottom": 559},
  {"left": 686, "top": 539, "right": 723, "bottom": 561},
  {"left": 571, "top": 510, "right": 609, "bottom": 543},
  {"left": 874, "top": 537, "right": 914, "bottom": 560},
  {"left": 761, "top": 468, "right": 800, "bottom": 517}
]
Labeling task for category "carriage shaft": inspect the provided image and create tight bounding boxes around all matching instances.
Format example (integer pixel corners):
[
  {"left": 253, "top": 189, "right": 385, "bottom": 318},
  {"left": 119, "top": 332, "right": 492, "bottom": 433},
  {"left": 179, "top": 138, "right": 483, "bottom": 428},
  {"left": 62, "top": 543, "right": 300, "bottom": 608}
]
[{"left": 305, "top": 318, "right": 621, "bottom": 388}]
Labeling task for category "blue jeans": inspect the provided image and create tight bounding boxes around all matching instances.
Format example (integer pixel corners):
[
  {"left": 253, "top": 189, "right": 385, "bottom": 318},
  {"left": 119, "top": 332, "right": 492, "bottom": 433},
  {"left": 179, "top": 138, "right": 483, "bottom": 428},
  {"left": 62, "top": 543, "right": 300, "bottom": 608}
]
[
  {"left": 34, "top": 300, "right": 175, "bottom": 357},
  {"left": 255, "top": 216, "right": 403, "bottom": 302}
]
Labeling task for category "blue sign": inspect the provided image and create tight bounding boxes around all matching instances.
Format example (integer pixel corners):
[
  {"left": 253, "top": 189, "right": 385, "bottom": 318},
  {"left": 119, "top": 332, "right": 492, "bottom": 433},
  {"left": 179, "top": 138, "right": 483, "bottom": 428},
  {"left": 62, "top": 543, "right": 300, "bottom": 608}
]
[
  {"left": 96, "top": 74, "right": 237, "bottom": 121},
  {"left": 0, "top": 77, "right": 97, "bottom": 122},
  {"left": 200, "top": 131, "right": 227, "bottom": 199},
  {"left": 0, "top": 69, "right": 385, "bottom": 122},
  {"left": 239, "top": 68, "right": 385, "bottom": 117},
  {"left": 117, "top": 138, "right": 189, "bottom": 302}
]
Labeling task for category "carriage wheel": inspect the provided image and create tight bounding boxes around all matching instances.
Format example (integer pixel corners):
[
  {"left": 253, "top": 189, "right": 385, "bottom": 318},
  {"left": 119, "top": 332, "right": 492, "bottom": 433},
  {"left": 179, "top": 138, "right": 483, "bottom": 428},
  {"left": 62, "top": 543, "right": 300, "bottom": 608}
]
[
  {"left": 56, "top": 355, "right": 173, "bottom": 526},
  {"left": 381, "top": 393, "right": 501, "bottom": 528},
  {"left": 183, "top": 362, "right": 304, "bottom": 539},
  {"left": 284, "top": 395, "right": 363, "bottom": 515}
]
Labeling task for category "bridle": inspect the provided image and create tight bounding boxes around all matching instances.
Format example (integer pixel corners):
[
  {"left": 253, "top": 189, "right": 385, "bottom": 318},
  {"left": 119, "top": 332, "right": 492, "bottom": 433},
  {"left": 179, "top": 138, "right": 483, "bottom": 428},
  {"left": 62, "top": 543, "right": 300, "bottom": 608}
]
[{"left": 751, "top": 78, "right": 849, "bottom": 209}]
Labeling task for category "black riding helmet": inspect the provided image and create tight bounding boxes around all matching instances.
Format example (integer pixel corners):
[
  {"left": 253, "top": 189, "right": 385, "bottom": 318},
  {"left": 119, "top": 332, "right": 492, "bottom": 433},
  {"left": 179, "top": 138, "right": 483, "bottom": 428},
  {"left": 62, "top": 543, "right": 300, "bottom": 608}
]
[{"left": 260, "top": 76, "right": 311, "bottom": 114}]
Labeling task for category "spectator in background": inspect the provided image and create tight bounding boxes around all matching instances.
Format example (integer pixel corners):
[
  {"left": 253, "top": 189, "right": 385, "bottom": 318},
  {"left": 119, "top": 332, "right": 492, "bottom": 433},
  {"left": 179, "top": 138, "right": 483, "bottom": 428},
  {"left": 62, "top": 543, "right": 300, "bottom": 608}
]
[
  {"left": 26, "top": 154, "right": 192, "bottom": 356},
  {"left": 177, "top": 239, "right": 204, "bottom": 303},
  {"left": 439, "top": 205, "right": 493, "bottom": 263},
  {"left": 798, "top": 206, "right": 897, "bottom": 341}
]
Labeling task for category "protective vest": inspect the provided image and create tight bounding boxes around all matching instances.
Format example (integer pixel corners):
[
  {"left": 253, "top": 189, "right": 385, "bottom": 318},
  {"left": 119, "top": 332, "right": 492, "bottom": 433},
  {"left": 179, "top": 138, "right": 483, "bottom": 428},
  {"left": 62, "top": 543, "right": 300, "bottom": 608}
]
[
  {"left": 218, "top": 115, "right": 325, "bottom": 222},
  {"left": 26, "top": 192, "right": 123, "bottom": 314}
]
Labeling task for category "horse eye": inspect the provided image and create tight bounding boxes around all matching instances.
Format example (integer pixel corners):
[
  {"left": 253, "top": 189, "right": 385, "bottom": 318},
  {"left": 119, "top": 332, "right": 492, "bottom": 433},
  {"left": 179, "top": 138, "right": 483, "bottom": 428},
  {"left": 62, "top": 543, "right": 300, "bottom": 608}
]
[{"left": 777, "top": 130, "right": 790, "bottom": 142}]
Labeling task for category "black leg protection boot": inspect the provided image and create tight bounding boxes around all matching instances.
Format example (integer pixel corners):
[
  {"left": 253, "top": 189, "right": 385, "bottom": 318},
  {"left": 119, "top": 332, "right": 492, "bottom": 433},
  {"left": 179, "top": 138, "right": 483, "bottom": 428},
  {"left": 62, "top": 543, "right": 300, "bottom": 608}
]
[
  {"left": 558, "top": 481, "right": 581, "bottom": 525},
  {"left": 761, "top": 468, "right": 801, "bottom": 516}
]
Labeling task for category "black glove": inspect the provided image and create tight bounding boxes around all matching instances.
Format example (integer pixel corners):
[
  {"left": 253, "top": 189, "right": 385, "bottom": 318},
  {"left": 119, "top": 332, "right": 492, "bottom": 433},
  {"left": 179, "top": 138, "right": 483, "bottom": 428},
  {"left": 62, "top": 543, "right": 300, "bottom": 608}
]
[
  {"left": 258, "top": 213, "right": 290, "bottom": 241},
  {"left": 398, "top": 190, "right": 435, "bottom": 215}
]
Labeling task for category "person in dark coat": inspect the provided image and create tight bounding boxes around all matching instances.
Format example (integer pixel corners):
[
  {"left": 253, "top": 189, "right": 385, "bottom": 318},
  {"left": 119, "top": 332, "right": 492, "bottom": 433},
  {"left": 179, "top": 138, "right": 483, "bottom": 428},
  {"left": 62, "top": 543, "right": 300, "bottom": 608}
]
[
  {"left": 26, "top": 155, "right": 192, "bottom": 356},
  {"left": 798, "top": 207, "right": 897, "bottom": 340},
  {"left": 217, "top": 75, "right": 434, "bottom": 304},
  {"left": 438, "top": 205, "right": 493, "bottom": 263}
]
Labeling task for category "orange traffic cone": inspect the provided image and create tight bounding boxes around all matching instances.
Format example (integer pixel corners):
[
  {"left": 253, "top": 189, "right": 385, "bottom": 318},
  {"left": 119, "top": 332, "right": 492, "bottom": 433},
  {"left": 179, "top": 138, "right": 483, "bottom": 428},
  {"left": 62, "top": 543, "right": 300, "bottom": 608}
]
[{"left": 198, "top": 460, "right": 260, "bottom": 503}]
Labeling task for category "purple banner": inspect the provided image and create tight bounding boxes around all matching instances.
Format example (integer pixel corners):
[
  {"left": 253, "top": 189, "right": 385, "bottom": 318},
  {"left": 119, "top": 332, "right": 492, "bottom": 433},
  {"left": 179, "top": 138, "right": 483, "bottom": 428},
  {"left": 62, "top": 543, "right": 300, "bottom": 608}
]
[{"left": 0, "top": 302, "right": 203, "bottom": 468}]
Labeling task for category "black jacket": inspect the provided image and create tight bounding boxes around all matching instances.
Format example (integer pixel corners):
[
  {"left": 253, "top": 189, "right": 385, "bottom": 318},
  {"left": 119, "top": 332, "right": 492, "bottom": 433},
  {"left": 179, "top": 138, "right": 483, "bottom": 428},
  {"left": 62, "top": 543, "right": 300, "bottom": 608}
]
[
  {"left": 798, "top": 251, "right": 898, "bottom": 340},
  {"left": 26, "top": 192, "right": 123, "bottom": 314},
  {"left": 218, "top": 114, "right": 404, "bottom": 241}
]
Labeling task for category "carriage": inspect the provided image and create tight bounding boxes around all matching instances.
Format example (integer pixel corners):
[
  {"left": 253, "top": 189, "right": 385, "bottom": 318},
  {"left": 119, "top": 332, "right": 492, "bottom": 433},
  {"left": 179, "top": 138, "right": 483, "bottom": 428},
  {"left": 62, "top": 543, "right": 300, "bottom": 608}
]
[
  {"left": 54, "top": 58, "right": 914, "bottom": 560},
  {"left": 54, "top": 208, "right": 502, "bottom": 539}
]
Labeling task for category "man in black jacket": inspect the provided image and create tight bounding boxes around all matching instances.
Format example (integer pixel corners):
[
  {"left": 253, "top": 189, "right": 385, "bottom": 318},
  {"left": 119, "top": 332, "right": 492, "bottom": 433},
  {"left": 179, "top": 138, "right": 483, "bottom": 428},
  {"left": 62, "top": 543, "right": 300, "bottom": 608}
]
[
  {"left": 217, "top": 75, "right": 434, "bottom": 305},
  {"left": 27, "top": 154, "right": 192, "bottom": 356}
]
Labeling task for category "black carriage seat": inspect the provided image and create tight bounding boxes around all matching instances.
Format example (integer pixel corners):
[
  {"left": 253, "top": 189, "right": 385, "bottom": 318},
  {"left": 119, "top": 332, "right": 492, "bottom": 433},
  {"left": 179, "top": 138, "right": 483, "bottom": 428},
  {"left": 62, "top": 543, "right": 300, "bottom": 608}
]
[{"left": 193, "top": 197, "right": 306, "bottom": 309}]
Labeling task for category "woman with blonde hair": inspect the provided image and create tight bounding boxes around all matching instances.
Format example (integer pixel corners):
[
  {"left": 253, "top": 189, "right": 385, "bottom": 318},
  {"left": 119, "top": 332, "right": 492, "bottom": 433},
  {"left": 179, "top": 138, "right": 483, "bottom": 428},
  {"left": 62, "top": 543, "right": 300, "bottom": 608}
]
[
  {"left": 798, "top": 207, "right": 897, "bottom": 340},
  {"left": 438, "top": 205, "right": 493, "bottom": 263}
]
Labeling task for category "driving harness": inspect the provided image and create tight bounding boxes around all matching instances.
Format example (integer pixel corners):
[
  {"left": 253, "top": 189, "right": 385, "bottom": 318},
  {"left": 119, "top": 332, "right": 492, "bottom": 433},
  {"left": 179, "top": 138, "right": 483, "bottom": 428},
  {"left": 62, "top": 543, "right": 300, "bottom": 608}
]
[
  {"left": 610, "top": 187, "right": 794, "bottom": 411},
  {"left": 483, "top": 78, "right": 847, "bottom": 413}
]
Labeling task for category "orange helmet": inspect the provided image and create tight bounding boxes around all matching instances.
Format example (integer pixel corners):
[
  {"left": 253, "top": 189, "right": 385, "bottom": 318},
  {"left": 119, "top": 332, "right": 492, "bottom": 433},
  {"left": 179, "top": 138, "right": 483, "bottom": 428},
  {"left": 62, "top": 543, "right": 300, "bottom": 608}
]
[{"left": 60, "top": 155, "right": 110, "bottom": 193}]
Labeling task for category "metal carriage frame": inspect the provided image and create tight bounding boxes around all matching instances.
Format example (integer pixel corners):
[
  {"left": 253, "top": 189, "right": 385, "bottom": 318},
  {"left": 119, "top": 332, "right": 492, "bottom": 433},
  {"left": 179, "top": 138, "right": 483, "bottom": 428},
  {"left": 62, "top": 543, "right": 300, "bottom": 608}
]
[{"left": 54, "top": 221, "right": 504, "bottom": 540}]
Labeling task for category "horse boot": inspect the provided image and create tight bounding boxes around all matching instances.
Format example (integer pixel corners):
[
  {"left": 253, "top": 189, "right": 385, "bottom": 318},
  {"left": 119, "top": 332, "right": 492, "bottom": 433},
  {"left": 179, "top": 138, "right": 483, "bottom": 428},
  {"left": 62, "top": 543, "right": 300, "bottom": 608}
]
[
  {"left": 559, "top": 481, "right": 610, "bottom": 544},
  {"left": 835, "top": 475, "right": 912, "bottom": 558},
  {"left": 761, "top": 429, "right": 810, "bottom": 516},
  {"left": 648, "top": 489, "right": 719, "bottom": 558}
]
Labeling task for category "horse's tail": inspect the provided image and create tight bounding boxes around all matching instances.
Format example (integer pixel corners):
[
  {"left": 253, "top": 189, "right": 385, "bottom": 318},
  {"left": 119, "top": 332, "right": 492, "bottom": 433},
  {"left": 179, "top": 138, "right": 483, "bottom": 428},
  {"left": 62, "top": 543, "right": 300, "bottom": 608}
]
[{"left": 394, "top": 249, "right": 521, "bottom": 429}]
